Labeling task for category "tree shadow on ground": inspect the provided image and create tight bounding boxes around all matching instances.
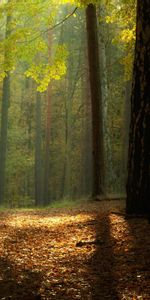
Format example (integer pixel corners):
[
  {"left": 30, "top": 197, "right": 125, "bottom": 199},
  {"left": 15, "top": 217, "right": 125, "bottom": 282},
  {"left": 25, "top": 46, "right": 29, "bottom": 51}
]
[
  {"left": 2, "top": 202, "right": 146, "bottom": 299},
  {"left": 0, "top": 210, "right": 119, "bottom": 300},
  {"left": 0, "top": 256, "right": 42, "bottom": 300},
  {"left": 85, "top": 213, "right": 119, "bottom": 300},
  {"left": 116, "top": 216, "right": 150, "bottom": 298}
]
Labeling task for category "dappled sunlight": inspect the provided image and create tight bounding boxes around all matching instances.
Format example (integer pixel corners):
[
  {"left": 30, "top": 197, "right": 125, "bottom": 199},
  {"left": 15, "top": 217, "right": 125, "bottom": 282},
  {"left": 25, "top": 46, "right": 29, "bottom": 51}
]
[
  {"left": 0, "top": 203, "right": 150, "bottom": 299},
  {"left": 3, "top": 212, "right": 94, "bottom": 228},
  {"left": 109, "top": 213, "right": 150, "bottom": 300},
  {"left": 0, "top": 209, "right": 97, "bottom": 299},
  {"left": 109, "top": 214, "right": 134, "bottom": 251}
]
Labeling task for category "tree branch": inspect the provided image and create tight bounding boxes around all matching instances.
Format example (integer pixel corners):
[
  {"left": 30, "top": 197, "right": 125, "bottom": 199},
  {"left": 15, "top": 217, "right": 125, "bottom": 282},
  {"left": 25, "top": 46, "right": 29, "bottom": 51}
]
[{"left": 17, "top": 7, "right": 78, "bottom": 44}]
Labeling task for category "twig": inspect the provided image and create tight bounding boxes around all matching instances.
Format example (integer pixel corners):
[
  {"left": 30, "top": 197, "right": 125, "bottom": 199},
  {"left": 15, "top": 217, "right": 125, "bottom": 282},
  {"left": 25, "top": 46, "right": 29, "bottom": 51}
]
[{"left": 17, "top": 7, "right": 78, "bottom": 44}]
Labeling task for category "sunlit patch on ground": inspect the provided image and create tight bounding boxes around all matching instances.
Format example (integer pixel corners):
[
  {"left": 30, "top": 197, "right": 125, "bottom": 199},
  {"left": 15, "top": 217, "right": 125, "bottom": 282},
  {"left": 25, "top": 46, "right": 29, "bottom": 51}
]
[
  {"left": 2, "top": 213, "right": 94, "bottom": 228},
  {"left": 109, "top": 214, "right": 150, "bottom": 300},
  {"left": 0, "top": 206, "right": 98, "bottom": 299}
]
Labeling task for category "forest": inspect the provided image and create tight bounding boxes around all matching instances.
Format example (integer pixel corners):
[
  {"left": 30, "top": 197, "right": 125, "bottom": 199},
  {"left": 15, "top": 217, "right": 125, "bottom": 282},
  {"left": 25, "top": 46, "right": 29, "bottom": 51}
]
[
  {"left": 0, "top": 0, "right": 150, "bottom": 299},
  {"left": 0, "top": 0, "right": 136, "bottom": 207}
]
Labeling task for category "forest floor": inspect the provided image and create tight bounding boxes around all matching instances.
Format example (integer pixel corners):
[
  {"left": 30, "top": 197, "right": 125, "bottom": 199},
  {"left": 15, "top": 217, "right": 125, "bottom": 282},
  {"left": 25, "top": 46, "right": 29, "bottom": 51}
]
[{"left": 0, "top": 200, "right": 150, "bottom": 300}]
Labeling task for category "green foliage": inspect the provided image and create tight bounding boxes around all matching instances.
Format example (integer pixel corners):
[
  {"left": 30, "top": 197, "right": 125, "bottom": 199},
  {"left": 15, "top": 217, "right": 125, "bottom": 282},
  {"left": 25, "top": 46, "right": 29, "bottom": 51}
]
[
  {"left": 0, "top": 0, "right": 136, "bottom": 206},
  {"left": 0, "top": 0, "right": 68, "bottom": 89},
  {"left": 104, "top": 0, "right": 136, "bottom": 81}
]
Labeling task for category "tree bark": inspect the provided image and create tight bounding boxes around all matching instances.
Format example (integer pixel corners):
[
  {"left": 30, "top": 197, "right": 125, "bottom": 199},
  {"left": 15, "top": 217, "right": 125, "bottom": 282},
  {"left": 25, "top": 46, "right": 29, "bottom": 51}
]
[
  {"left": 43, "top": 83, "right": 51, "bottom": 205},
  {"left": 126, "top": 0, "right": 150, "bottom": 214},
  {"left": 121, "top": 80, "right": 131, "bottom": 192},
  {"left": 99, "top": 28, "right": 113, "bottom": 193},
  {"left": 0, "top": 76, "right": 10, "bottom": 204},
  {"left": 0, "top": 12, "right": 11, "bottom": 204},
  {"left": 86, "top": 3, "right": 105, "bottom": 198},
  {"left": 35, "top": 92, "right": 43, "bottom": 206},
  {"left": 43, "top": 32, "right": 52, "bottom": 206}
]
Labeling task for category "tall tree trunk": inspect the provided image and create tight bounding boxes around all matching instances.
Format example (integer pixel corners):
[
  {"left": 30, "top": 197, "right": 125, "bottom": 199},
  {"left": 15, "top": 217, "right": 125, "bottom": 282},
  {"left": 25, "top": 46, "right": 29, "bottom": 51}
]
[
  {"left": 35, "top": 92, "right": 43, "bottom": 206},
  {"left": 99, "top": 29, "right": 113, "bottom": 193},
  {"left": 81, "top": 41, "right": 92, "bottom": 197},
  {"left": 63, "top": 22, "right": 82, "bottom": 199},
  {"left": 121, "top": 80, "right": 131, "bottom": 193},
  {"left": 126, "top": 0, "right": 150, "bottom": 214},
  {"left": 0, "top": 76, "right": 10, "bottom": 204},
  {"left": 63, "top": 90, "right": 72, "bottom": 199},
  {"left": 86, "top": 3, "right": 105, "bottom": 199},
  {"left": 0, "top": 12, "right": 11, "bottom": 204},
  {"left": 26, "top": 78, "right": 34, "bottom": 200},
  {"left": 43, "top": 83, "right": 51, "bottom": 205},
  {"left": 63, "top": 55, "right": 78, "bottom": 199},
  {"left": 43, "top": 32, "right": 52, "bottom": 205}
]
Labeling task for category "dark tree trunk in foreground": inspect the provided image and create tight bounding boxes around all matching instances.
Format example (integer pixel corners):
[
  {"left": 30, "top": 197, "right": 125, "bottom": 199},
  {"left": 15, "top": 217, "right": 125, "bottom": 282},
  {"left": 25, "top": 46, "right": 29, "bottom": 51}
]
[
  {"left": 86, "top": 3, "right": 105, "bottom": 198},
  {"left": 126, "top": 0, "right": 150, "bottom": 214}
]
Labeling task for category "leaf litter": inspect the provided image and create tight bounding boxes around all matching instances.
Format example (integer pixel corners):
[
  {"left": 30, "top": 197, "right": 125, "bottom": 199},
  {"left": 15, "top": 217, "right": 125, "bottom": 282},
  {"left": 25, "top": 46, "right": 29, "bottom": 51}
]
[{"left": 0, "top": 200, "right": 150, "bottom": 299}]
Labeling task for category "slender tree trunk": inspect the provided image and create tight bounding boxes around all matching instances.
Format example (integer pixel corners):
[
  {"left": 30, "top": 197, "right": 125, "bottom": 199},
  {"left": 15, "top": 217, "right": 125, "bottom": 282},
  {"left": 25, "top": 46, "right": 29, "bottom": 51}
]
[
  {"left": 81, "top": 42, "right": 92, "bottom": 197},
  {"left": 63, "top": 57, "right": 76, "bottom": 199},
  {"left": 63, "top": 27, "right": 82, "bottom": 199},
  {"left": 26, "top": 79, "right": 34, "bottom": 200},
  {"left": 35, "top": 92, "right": 43, "bottom": 206},
  {"left": 86, "top": 3, "right": 105, "bottom": 199},
  {"left": 121, "top": 80, "right": 131, "bottom": 192},
  {"left": 99, "top": 30, "right": 113, "bottom": 193},
  {"left": 126, "top": 0, "right": 150, "bottom": 214},
  {"left": 43, "top": 31, "right": 52, "bottom": 205},
  {"left": 43, "top": 82, "right": 51, "bottom": 205},
  {"left": 0, "top": 12, "right": 11, "bottom": 204},
  {"left": 63, "top": 92, "right": 72, "bottom": 199},
  {"left": 0, "top": 75, "right": 10, "bottom": 204}
]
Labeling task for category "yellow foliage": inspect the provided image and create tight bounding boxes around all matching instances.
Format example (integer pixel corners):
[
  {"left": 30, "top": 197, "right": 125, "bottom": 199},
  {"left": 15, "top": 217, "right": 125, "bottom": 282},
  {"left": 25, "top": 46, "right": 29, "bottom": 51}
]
[
  {"left": 119, "top": 28, "right": 136, "bottom": 43},
  {"left": 25, "top": 45, "right": 68, "bottom": 92}
]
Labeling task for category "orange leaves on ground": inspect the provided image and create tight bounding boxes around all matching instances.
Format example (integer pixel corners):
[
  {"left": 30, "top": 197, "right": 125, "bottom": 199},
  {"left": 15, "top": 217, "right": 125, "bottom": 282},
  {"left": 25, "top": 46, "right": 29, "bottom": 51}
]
[{"left": 0, "top": 201, "right": 150, "bottom": 299}]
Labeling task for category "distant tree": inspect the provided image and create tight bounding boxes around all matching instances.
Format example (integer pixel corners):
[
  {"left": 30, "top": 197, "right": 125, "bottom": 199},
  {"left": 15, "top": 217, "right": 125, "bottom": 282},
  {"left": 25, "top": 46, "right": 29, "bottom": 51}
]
[
  {"left": 126, "top": 0, "right": 150, "bottom": 214},
  {"left": 97, "top": 4, "right": 114, "bottom": 193},
  {"left": 86, "top": 3, "right": 105, "bottom": 199},
  {"left": 43, "top": 32, "right": 52, "bottom": 206},
  {"left": 0, "top": 11, "right": 11, "bottom": 204},
  {"left": 121, "top": 80, "right": 131, "bottom": 191},
  {"left": 63, "top": 37, "right": 82, "bottom": 199},
  {"left": 81, "top": 41, "right": 92, "bottom": 197},
  {"left": 35, "top": 91, "right": 43, "bottom": 206}
]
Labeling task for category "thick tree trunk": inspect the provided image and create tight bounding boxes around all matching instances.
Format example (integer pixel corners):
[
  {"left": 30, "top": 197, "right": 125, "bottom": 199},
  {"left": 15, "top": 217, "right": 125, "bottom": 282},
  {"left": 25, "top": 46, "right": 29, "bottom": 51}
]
[
  {"left": 86, "top": 3, "right": 105, "bottom": 198},
  {"left": 126, "top": 0, "right": 150, "bottom": 214}
]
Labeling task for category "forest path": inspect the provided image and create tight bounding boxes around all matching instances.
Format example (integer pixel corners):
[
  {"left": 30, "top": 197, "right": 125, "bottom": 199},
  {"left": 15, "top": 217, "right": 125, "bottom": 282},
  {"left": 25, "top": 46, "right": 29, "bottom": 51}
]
[{"left": 0, "top": 201, "right": 150, "bottom": 300}]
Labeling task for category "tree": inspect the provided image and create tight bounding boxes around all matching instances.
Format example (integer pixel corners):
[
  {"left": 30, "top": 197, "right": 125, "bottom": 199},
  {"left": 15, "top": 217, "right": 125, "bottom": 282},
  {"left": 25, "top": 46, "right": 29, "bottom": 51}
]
[
  {"left": 43, "top": 32, "right": 52, "bottom": 206},
  {"left": 0, "top": 10, "right": 11, "bottom": 204},
  {"left": 35, "top": 91, "right": 43, "bottom": 206},
  {"left": 86, "top": 3, "right": 105, "bottom": 199},
  {"left": 126, "top": 0, "right": 150, "bottom": 214}
]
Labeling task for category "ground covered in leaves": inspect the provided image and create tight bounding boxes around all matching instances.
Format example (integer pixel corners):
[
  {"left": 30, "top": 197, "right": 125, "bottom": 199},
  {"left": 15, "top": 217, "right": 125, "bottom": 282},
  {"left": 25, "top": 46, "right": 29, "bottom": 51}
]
[{"left": 0, "top": 200, "right": 150, "bottom": 300}]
